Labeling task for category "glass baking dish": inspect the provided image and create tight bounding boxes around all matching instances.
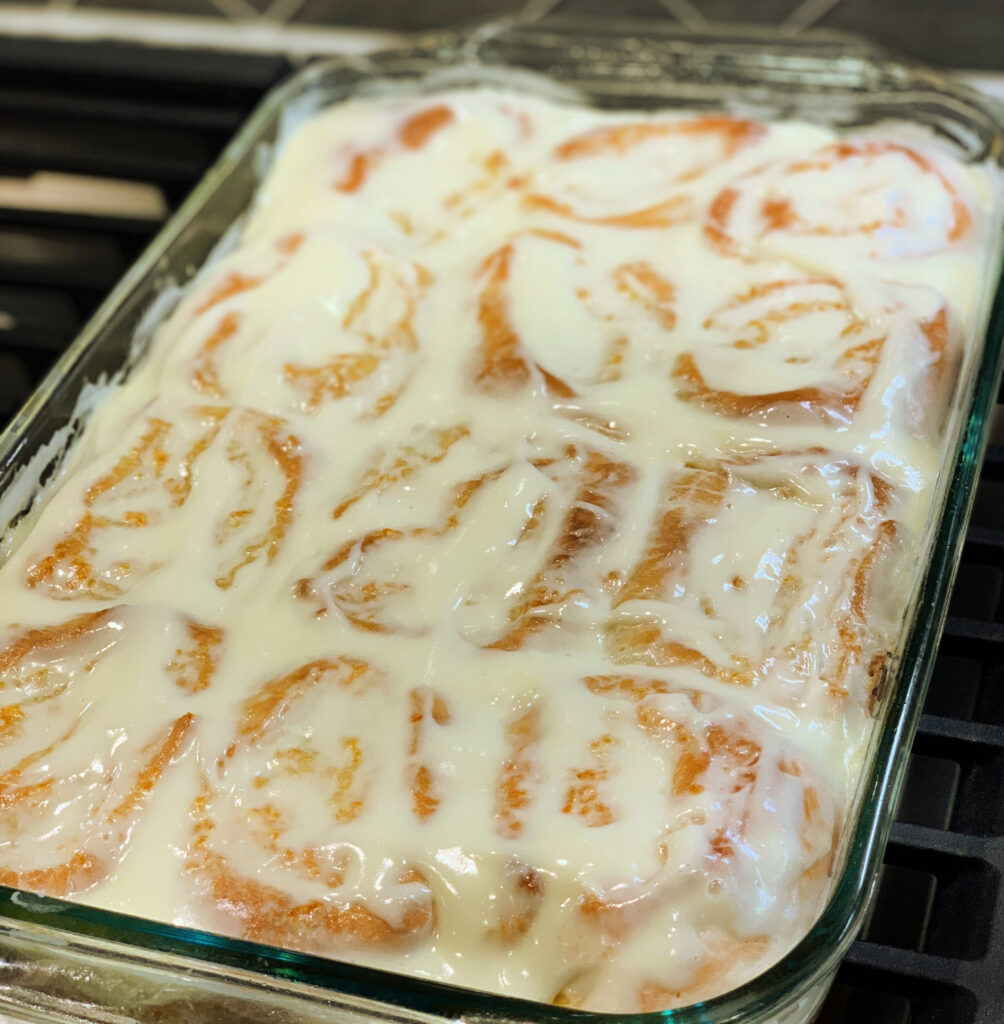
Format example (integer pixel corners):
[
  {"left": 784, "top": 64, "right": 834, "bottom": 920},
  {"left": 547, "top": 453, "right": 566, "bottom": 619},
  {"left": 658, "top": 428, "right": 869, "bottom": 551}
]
[{"left": 0, "top": 15, "right": 1001, "bottom": 1024}]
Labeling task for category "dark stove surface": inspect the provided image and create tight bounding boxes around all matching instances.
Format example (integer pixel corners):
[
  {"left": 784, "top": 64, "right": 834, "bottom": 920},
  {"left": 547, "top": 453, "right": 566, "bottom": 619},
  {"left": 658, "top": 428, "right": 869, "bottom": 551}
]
[{"left": 0, "top": 33, "right": 1002, "bottom": 1024}]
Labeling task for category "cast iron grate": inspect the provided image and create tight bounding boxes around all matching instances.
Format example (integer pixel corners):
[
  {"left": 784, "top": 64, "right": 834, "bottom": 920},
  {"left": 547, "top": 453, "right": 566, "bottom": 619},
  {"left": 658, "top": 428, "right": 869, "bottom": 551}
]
[{"left": 0, "top": 34, "right": 1001, "bottom": 1024}]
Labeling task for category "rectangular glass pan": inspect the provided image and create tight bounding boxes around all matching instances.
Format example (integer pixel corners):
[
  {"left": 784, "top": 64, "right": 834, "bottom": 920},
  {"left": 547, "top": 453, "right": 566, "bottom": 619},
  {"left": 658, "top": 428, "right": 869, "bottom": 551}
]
[{"left": 0, "top": 15, "right": 1002, "bottom": 1024}]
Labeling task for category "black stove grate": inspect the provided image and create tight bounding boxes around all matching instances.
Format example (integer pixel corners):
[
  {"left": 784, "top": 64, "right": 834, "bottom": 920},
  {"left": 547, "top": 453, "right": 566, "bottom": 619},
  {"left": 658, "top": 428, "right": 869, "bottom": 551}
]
[{"left": 0, "top": 34, "right": 1001, "bottom": 1024}]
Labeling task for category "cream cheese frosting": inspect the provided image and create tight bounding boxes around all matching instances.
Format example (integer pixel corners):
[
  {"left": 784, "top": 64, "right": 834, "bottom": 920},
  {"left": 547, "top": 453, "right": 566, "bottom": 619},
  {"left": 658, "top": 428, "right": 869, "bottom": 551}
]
[{"left": 0, "top": 87, "right": 994, "bottom": 1013}]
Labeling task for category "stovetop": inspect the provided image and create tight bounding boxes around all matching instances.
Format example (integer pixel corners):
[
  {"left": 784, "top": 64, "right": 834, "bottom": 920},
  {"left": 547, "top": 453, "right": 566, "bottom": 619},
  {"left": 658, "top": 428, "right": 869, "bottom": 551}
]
[{"left": 0, "top": 27, "right": 1002, "bottom": 1024}]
